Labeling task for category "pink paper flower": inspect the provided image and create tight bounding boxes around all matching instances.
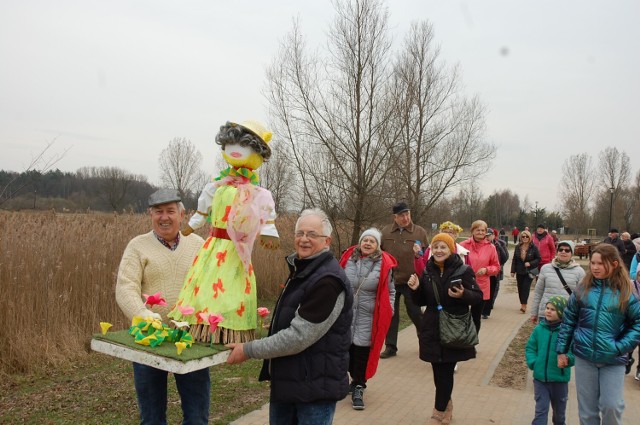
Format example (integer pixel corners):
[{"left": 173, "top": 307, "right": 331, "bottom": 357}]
[
  {"left": 143, "top": 292, "right": 167, "bottom": 307},
  {"left": 178, "top": 305, "right": 195, "bottom": 315},
  {"left": 207, "top": 313, "right": 224, "bottom": 333},
  {"left": 257, "top": 307, "right": 270, "bottom": 318}
]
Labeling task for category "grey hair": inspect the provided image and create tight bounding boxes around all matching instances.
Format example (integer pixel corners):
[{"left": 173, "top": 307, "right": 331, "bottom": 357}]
[
  {"left": 296, "top": 208, "right": 332, "bottom": 236},
  {"left": 177, "top": 201, "right": 185, "bottom": 213}
]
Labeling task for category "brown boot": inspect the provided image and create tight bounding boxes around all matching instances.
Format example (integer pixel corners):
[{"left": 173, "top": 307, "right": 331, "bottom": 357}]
[
  {"left": 442, "top": 400, "right": 453, "bottom": 424},
  {"left": 427, "top": 408, "right": 445, "bottom": 424},
  {"left": 520, "top": 304, "right": 527, "bottom": 313}
]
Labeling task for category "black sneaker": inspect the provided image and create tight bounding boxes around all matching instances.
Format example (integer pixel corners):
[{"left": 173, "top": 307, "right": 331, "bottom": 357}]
[
  {"left": 348, "top": 382, "right": 356, "bottom": 394},
  {"left": 380, "top": 347, "right": 397, "bottom": 359},
  {"left": 482, "top": 314, "right": 489, "bottom": 319},
  {"left": 625, "top": 357, "right": 635, "bottom": 375},
  {"left": 352, "top": 385, "right": 365, "bottom": 410}
]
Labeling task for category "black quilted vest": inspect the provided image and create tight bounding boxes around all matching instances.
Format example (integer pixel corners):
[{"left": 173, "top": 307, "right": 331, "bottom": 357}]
[{"left": 259, "top": 251, "right": 353, "bottom": 403}]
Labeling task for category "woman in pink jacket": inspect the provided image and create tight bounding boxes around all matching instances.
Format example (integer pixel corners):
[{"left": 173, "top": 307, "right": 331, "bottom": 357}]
[{"left": 460, "top": 220, "right": 500, "bottom": 334}]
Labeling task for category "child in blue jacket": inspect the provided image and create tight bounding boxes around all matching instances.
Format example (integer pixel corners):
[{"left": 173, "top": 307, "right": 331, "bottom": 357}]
[{"left": 526, "top": 296, "right": 574, "bottom": 425}]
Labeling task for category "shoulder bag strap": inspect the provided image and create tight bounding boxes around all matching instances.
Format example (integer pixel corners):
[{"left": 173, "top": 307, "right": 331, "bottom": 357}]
[
  {"left": 553, "top": 266, "right": 572, "bottom": 295},
  {"left": 430, "top": 276, "right": 444, "bottom": 311}
]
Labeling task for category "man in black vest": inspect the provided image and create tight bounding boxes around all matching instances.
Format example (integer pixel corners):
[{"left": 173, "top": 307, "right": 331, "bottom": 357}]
[{"left": 226, "top": 208, "right": 353, "bottom": 424}]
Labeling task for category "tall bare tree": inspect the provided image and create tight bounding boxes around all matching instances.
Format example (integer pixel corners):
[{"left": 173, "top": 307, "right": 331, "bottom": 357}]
[
  {"left": 158, "top": 137, "right": 205, "bottom": 200},
  {"left": 266, "top": 0, "right": 395, "bottom": 245},
  {"left": 559, "top": 153, "right": 596, "bottom": 235},
  {"left": 265, "top": 0, "right": 492, "bottom": 244},
  {"left": 387, "top": 21, "right": 495, "bottom": 223}
]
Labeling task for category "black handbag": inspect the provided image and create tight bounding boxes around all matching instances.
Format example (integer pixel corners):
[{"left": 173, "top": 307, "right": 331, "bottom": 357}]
[{"left": 431, "top": 278, "right": 478, "bottom": 349}]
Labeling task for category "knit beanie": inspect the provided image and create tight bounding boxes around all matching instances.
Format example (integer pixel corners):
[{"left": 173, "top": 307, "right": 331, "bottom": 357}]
[
  {"left": 546, "top": 296, "right": 568, "bottom": 319},
  {"left": 431, "top": 233, "right": 456, "bottom": 253},
  {"left": 557, "top": 240, "right": 575, "bottom": 255},
  {"left": 359, "top": 228, "right": 382, "bottom": 247}
]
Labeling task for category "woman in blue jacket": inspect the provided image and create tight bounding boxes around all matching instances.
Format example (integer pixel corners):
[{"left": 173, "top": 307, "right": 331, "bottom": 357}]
[{"left": 556, "top": 244, "right": 640, "bottom": 425}]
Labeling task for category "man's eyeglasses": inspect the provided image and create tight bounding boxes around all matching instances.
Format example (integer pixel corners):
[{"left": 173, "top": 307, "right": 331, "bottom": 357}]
[
  {"left": 294, "top": 231, "right": 327, "bottom": 240},
  {"left": 557, "top": 247, "right": 572, "bottom": 253}
]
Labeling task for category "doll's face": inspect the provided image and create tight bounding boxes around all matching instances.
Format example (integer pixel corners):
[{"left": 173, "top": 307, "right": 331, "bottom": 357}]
[{"left": 222, "top": 142, "right": 264, "bottom": 169}]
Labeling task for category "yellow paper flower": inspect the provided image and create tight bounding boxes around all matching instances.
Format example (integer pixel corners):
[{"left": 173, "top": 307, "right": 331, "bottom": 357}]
[
  {"left": 100, "top": 322, "right": 113, "bottom": 335},
  {"left": 175, "top": 341, "right": 187, "bottom": 355}
]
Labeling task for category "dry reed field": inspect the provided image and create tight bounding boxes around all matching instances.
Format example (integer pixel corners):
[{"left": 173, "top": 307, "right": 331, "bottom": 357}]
[{"left": 0, "top": 210, "right": 295, "bottom": 377}]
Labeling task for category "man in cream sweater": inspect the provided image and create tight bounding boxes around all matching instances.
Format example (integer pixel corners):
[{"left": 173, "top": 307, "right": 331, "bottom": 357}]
[{"left": 115, "top": 188, "right": 208, "bottom": 425}]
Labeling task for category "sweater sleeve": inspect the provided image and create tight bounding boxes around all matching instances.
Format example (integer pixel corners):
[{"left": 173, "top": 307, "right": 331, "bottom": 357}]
[
  {"left": 115, "top": 239, "right": 151, "bottom": 321},
  {"left": 243, "top": 292, "right": 345, "bottom": 359}
]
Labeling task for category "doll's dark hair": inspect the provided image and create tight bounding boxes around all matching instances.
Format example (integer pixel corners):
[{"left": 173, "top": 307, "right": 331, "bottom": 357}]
[{"left": 215, "top": 122, "right": 271, "bottom": 160}]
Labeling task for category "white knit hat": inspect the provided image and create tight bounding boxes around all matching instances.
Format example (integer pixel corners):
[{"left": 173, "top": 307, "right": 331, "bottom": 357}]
[{"left": 359, "top": 228, "right": 382, "bottom": 246}]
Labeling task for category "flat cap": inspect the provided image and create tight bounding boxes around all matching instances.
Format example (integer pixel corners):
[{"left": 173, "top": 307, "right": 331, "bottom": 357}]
[
  {"left": 392, "top": 201, "right": 410, "bottom": 215},
  {"left": 148, "top": 188, "right": 181, "bottom": 207}
]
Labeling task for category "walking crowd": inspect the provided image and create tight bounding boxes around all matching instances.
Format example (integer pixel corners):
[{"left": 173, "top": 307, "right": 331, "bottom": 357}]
[{"left": 117, "top": 180, "right": 640, "bottom": 424}]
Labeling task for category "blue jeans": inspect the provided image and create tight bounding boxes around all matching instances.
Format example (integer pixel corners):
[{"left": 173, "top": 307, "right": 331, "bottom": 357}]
[
  {"left": 532, "top": 379, "right": 568, "bottom": 425},
  {"left": 574, "top": 357, "right": 625, "bottom": 425},
  {"left": 269, "top": 400, "right": 336, "bottom": 425},
  {"left": 133, "top": 363, "right": 210, "bottom": 425}
]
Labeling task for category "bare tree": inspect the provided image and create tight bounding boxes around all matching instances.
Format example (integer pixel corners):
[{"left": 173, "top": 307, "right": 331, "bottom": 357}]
[
  {"left": 559, "top": 153, "right": 596, "bottom": 235},
  {"left": 0, "top": 139, "right": 69, "bottom": 206},
  {"left": 266, "top": 0, "right": 492, "bottom": 244},
  {"left": 259, "top": 141, "right": 295, "bottom": 213},
  {"left": 159, "top": 138, "right": 205, "bottom": 200},
  {"left": 265, "top": 0, "right": 395, "bottom": 245},
  {"left": 386, "top": 21, "right": 495, "bottom": 223}
]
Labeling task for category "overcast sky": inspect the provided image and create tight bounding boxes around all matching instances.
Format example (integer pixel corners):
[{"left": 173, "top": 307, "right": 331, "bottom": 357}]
[{"left": 1, "top": 0, "right": 638, "bottom": 212}]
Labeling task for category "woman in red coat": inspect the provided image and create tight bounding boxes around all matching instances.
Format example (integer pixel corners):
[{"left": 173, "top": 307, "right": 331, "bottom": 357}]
[
  {"left": 459, "top": 220, "right": 500, "bottom": 334},
  {"left": 339, "top": 228, "right": 396, "bottom": 411}
]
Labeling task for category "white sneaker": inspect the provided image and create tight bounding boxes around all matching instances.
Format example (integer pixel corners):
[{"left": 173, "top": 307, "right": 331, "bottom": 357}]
[
  {"left": 635, "top": 370, "right": 640, "bottom": 381},
  {"left": 454, "top": 364, "right": 458, "bottom": 373}
]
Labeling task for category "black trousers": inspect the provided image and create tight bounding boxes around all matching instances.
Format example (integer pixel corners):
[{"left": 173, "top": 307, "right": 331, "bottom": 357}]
[
  {"left": 349, "top": 344, "right": 371, "bottom": 387},
  {"left": 431, "top": 362, "right": 456, "bottom": 412},
  {"left": 471, "top": 300, "right": 485, "bottom": 334},
  {"left": 385, "top": 284, "right": 422, "bottom": 350},
  {"left": 482, "top": 276, "right": 500, "bottom": 316},
  {"left": 516, "top": 273, "right": 535, "bottom": 305}
]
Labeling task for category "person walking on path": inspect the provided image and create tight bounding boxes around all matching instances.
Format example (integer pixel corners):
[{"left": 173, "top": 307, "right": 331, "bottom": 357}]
[
  {"left": 556, "top": 244, "right": 640, "bottom": 425},
  {"left": 532, "top": 224, "right": 556, "bottom": 270},
  {"left": 482, "top": 228, "right": 509, "bottom": 319},
  {"left": 339, "top": 228, "right": 396, "bottom": 411},
  {"left": 603, "top": 228, "right": 626, "bottom": 258},
  {"left": 407, "top": 233, "right": 483, "bottom": 425},
  {"left": 526, "top": 296, "right": 575, "bottom": 425},
  {"left": 620, "top": 232, "right": 637, "bottom": 272},
  {"left": 379, "top": 201, "right": 428, "bottom": 359},
  {"left": 510, "top": 230, "right": 541, "bottom": 314},
  {"left": 529, "top": 240, "right": 585, "bottom": 324},
  {"left": 115, "top": 189, "right": 210, "bottom": 425},
  {"left": 512, "top": 227, "right": 520, "bottom": 244},
  {"left": 459, "top": 220, "right": 500, "bottom": 333},
  {"left": 225, "top": 208, "right": 353, "bottom": 425}
]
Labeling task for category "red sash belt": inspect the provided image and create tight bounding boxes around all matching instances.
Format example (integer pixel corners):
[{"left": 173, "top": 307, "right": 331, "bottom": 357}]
[{"left": 210, "top": 227, "right": 231, "bottom": 240}]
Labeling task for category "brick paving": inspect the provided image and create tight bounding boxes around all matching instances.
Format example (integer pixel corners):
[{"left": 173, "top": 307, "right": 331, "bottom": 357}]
[{"left": 232, "top": 280, "right": 640, "bottom": 424}]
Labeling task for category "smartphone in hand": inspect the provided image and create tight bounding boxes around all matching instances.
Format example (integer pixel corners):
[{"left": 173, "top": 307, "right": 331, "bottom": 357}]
[{"left": 450, "top": 278, "right": 463, "bottom": 291}]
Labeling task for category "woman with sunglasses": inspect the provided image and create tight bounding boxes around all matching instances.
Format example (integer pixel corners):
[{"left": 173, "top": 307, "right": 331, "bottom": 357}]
[
  {"left": 529, "top": 240, "right": 585, "bottom": 324},
  {"left": 510, "top": 230, "right": 541, "bottom": 313}
]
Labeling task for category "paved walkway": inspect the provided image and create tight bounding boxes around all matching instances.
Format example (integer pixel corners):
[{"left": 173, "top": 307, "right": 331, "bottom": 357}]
[{"left": 232, "top": 280, "right": 640, "bottom": 424}]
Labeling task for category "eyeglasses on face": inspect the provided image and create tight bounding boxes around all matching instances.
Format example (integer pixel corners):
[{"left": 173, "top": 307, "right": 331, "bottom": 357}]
[
  {"left": 557, "top": 247, "right": 572, "bottom": 253},
  {"left": 294, "top": 231, "right": 327, "bottom": 240},
  {"left": 521, "top": 236, "right": 530, "bottom": 239}
]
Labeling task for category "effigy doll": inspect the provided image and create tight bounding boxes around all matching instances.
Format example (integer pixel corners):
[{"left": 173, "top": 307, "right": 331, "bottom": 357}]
[{"left": 168, "top": 120, "right": 279, "bottom": 344}]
